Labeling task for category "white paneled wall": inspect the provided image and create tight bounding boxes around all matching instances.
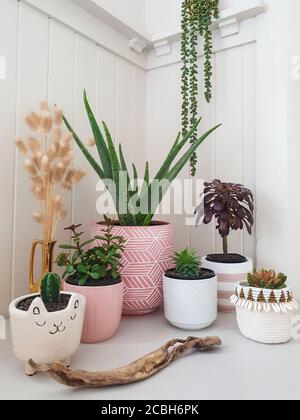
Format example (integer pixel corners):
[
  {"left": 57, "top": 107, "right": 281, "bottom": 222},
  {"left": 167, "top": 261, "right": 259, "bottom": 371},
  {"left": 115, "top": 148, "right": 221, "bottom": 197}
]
[
  {"left": 146, "top": 42, "right": 257, "bottom": 259},
  {"left": 0, "top": 0, "right": 146, "bottom": 316}
]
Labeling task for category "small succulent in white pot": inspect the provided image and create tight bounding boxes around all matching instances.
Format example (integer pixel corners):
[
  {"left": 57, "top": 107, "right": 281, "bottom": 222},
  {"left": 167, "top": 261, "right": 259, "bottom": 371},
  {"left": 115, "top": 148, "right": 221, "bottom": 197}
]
[
  {"left": 231, "top": 270, "right": 298, "bottom": 344},
  {"left": 9, "top": 272, "right": 85, "bottom": 376},
  {"left": 163, "top": 248, "right": 217, "bottom": 330}
]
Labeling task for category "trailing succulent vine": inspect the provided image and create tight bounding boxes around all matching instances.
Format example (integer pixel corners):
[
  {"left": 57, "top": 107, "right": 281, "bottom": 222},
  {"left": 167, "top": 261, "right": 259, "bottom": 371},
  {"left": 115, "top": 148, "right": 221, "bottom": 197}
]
[{"left": 181, "top": 0, "right": 219, "bottom": 176}]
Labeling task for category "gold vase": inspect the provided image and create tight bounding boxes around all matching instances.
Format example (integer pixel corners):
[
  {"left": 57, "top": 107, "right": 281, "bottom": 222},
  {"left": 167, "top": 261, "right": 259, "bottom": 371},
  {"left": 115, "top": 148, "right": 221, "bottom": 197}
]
[{"left": 29, "top": 240, "right": 56, "bottom": 294}]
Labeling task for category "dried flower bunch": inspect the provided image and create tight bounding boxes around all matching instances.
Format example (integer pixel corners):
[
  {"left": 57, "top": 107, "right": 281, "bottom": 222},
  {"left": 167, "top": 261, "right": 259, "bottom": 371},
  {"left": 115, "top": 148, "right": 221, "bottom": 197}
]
[
  {"left": 15, "top": 102, "right": 86, "bottom": 241},
  {"left": 248, "top": 270, "right": 287, "bottom": 290},
  {"left": 196, "top": 179, "right": 254, "bottom": 254}
]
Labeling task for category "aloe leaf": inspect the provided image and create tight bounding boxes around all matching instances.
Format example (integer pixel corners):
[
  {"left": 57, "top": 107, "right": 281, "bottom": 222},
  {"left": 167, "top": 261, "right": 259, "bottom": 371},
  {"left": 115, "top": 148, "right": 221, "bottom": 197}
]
[
  {"left": 63, "top": 115, "right": 105, "bottom": 179},
  {"left": 132, "top": 163, "right": 139, "bottom": 195},
  {"left": 155, "top": 118, "right": 202, "bottom": 181},
  {"left": 166, "top": 124, "right": 222, "bottom": 183},
  {"left": 83, "top": 90, "right": 112, "bottom": 179}
]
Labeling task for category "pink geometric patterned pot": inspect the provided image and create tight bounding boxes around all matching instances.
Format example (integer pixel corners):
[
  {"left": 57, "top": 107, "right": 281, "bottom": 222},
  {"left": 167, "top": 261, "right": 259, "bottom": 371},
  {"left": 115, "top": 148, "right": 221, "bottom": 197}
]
[
  {"left": 63, "top": 281, "right": 123, "bottom": 344},
  {"left": 92, "top": 222, "right": 174, "bottom": 316}
]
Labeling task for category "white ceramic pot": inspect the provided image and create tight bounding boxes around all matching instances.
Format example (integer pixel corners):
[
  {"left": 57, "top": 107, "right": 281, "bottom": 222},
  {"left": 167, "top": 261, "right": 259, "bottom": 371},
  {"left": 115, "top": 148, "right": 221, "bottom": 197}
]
[
  {"left": 9, "top": 292, "right": 85, "bottom": 375},
  {"left": 163, "top": 270, "right": 217, "bottom": 330},
  {"left": 202, "top": 257, "right": 253, "bottom": 313},
  {"left": 231, "top": 283, "right": 299, "bottom": 344}
]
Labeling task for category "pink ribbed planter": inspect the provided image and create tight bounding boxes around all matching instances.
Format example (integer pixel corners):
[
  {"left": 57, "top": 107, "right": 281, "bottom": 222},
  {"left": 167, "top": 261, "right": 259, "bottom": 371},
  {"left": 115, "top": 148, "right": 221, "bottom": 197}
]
[
  {"left": 64, "top": 281, "right": 123, "bottom": 344},
  {"left": 92, "top": 222, "right": 174, "bottom": 316}
]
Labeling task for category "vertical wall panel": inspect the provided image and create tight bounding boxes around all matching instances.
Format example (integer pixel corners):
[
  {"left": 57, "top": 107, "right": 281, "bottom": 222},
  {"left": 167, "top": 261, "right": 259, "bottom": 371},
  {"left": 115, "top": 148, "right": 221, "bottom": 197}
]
[
  {"left": 133, "top": 66, "right": 146, "bottom": 175},
  {"left": 191, "top": 55, "right": 217, "bottom": 256},
  {"left": 13, "top": 3, "right": 49, "bottom": 301},
  {"left": 72, "top": 34, "right": 97, "bottom": 230},
  {"left": 48, "top": 19, "right": 75, "bottom": 253},
  {"left": 165, "top": 63, "right": 190, "bottom": 251},
  {"left": 116, "top": 58, "right": 135, "bottom": 168},
  {"left": 0, "top": 0, "right": 19, "bottom": 316},
  {"left": 215, "top": 46, "right": 244, "bottom": 255},
  {"left": 242, "top": 43, "right": 257, "bottom": 262}
]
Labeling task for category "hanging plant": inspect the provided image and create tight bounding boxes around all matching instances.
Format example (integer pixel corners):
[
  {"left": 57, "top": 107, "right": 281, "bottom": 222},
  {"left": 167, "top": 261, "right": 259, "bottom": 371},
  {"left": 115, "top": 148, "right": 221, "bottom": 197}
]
[{"left": 181, "top": 0, "right": 219, "bottom": 176}]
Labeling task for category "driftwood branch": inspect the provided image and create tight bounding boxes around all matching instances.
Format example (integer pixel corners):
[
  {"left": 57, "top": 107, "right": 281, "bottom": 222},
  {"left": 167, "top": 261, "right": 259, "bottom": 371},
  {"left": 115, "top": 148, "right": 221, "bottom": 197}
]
[{"left": 29, "top": 336, "right": 221, "bottom": 388}]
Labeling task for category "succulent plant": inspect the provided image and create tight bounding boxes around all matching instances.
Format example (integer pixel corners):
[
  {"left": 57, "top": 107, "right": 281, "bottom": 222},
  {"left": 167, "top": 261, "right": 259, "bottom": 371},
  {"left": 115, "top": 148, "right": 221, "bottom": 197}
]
[
  {"left": 40, "top": 272, "right": 61, "bottom": 304},
  {"left": 56, "top": 216, "right": 125, "bottom": 286},
  {"left": 247, "top": 270, "right": 287, "bottom": 290},
  {"left": 174, "top": 248, "right": 202, "bottom": 278},
  {"left": 195, "top": 179, "right": 254, "bottom": 254},
  {"left": 63, "top": 91, "right": 221, "bottom": 226}
]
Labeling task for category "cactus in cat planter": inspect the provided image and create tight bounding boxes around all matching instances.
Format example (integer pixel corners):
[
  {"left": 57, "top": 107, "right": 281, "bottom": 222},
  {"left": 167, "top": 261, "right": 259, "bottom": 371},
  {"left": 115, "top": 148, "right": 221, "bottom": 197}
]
[{"left": 40, "top": 272, "right": 61, "bottom": 304}]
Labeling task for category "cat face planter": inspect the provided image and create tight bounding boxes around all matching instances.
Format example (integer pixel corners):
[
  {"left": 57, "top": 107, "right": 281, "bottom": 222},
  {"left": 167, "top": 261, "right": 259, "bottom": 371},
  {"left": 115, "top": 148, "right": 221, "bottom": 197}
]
[{"left": 9, "top": 292, "right": 85, "bottom": 376}]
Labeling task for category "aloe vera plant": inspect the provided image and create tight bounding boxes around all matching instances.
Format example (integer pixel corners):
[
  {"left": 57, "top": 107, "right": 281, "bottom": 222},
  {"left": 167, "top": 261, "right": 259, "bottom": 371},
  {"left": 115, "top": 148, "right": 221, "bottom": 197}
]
[{"left": 63, "top": 91, "right": 221, "bottom": 226}]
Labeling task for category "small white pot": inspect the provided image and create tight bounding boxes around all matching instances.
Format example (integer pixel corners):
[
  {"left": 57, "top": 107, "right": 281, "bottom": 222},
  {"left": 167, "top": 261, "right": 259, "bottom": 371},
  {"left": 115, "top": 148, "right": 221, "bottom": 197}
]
[
  {"left": 231, "top": 283, "right": 299, "bottom": 344},
  {"left": 163, "top": 270, "right": 217, "bottom": 330},
  {"left": 9, "top": 292, "right": 85, "bottom": 375},
  {"left": 202, "top": 256, "right": 253, "bottom": 313}
]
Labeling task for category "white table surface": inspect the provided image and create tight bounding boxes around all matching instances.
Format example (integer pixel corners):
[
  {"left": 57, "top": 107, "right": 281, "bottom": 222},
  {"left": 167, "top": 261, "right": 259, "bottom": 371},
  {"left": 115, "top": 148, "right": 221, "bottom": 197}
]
[{"left": 1, "top": 310, "right": 299, "bottom": 400}]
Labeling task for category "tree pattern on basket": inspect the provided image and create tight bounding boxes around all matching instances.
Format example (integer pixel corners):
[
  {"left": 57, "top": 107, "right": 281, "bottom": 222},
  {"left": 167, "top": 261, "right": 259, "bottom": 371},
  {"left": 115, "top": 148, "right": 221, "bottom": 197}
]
[{"left": 231, "top": 284, "right": 298, "bottom": 314}]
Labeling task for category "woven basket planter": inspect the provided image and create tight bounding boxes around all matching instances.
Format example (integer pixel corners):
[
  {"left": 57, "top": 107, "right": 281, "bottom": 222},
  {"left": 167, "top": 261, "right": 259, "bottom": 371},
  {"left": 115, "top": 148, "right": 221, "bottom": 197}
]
[{"left": 230, "top": 283, "right": 298, "bottom": 344}]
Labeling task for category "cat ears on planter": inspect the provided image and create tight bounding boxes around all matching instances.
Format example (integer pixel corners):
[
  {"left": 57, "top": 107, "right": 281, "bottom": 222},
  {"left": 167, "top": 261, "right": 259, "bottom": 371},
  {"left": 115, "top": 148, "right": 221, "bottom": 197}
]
[{"left": 26, "top": 294, "right": 85, "bottom": 316}]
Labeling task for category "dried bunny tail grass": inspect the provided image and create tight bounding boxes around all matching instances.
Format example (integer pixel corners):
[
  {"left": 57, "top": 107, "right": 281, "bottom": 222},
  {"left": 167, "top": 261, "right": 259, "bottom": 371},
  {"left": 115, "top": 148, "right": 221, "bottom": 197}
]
[
  {"left": 32, "top": 186, "right": 46, "bottom": 201},
  {"left": 86, "top": 138, "right": 96, "bottom": 147},
  {"left": 51, "top": 165, "right": 65, "bottom": 183},
  {"left": 24, "top": 113, "right": 40, "bottom": 132},
  {"left": 52, "top": 127, "right": 62, "bottom": 144},
  {"left": 32, "top": 212, "right": 43, "bottom": 224},
  {"left": 60, "top": 133, "right": 73, "bottom": 148},
  {"left": 53, "top": 195, "right": 63, "bottom": 212},
  {"left": 15, "top": 138, "right": 27, "bottom": 155},
  {"left": 40, "top": 101, "right": 49, "bottom": 111},
  {"left": 62, "top": 151, "right": 73, "bottom": 166},
  {"left": 25, "top": 159, "right": 37, "bottom": 176},
  {"left": 57, "top": 209, "right": 67, "bottom": 221},
  {"left": 41, "top": 155, "right": 50, "bottom": 175},
  {"left": 27, "top": 137, "right": 41, "bottom": 153},
  {"left": 47, "top": 142, "right": 59, "bottom": 161},
  {"left": 53, "top": 105, "right": 63, "bottom": 126},
  {"left": 40, "top": 111, "right": 53, "bottom": 133},
  {"left": 31, "top": 176, "right": 44, "bottom": 187},
  {"left": 59, "top": 145, "right": 72, "bottom": 158},
  {"left": 71, "top": 169, "right": 86, "bottom": 184}
]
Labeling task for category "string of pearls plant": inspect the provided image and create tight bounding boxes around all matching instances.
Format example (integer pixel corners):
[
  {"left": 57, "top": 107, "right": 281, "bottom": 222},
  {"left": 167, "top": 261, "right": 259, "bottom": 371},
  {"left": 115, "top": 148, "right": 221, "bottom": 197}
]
[
  {"left": 14, "top": 102, "right": 86, "bottom": 242},
  {"left": 181, "top": 0, "right": 219, "bottom": 176}
]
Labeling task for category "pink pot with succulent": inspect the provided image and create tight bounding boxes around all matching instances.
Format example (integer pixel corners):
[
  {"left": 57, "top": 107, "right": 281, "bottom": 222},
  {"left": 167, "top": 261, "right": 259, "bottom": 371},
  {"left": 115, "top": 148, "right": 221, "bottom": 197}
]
[{"left": 57, "top": 218, "right": 125, "bottom": 343}]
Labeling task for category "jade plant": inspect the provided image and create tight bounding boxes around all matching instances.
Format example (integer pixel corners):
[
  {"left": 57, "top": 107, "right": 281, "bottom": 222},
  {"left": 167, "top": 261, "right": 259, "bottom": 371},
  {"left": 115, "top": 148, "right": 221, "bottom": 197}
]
[
  {"left": 195, "top": 180, "right": 254, "bottom": 255},
  {"left": 181, "top": 0, "right": 219, "bottom": 176},
  {"left": 63, "top": 91, "right": 221, "bottom": 226},
  {"left": 174, "top": 248, "right": 202, "bottom": 278},
  {"left": 40, "top": 272, "right": 61, "bottom": 304},
  {"left": 56, "top": 217, "right": 125, "bottom": 286},
  {"left": 248, "top": 270, "right": 287, "bottom": 290}
]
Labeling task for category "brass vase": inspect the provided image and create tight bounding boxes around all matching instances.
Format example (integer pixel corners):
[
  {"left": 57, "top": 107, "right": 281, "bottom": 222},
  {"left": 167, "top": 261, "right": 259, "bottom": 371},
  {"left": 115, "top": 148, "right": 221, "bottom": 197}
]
[{"left": 29, "top": 240, "right": 56, "bottom": 294}]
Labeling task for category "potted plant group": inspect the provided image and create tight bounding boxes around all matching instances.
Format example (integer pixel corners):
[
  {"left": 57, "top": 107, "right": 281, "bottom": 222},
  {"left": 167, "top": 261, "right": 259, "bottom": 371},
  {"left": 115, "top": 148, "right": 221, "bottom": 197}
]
[
  {"left": 163, "top": 248, "right": 217, "bottom": 330},
  {"left": 63, "top": 91, "right": 221, "bottom": 316},
  {"left": 230, "top": 270, "right": 299, "bottom": 344},
  {"left": 9, "top": 272, "right": 85, "bottom": 376},
  {"left": 57, "top": 217, "right": 125, "bottom": 343},
  {"left": 195, "top": 180, "right": 254, "bottom": 312}
]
